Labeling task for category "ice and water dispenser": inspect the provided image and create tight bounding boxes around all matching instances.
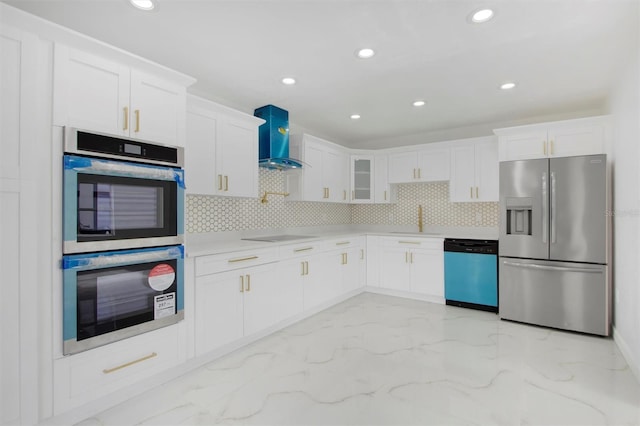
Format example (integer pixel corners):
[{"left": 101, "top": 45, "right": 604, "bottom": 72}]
[{"left": 505, "top": 198, "right": 533, "bottom": 236}]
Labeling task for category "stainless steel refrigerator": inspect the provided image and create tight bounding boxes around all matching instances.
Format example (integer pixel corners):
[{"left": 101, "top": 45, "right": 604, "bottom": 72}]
[{"left": 499, "top": 154, "right": 611, "bottom": 336}]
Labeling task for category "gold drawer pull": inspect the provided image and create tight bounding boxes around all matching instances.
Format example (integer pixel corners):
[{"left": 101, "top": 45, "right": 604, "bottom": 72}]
[
  {"left": 103, "top": 352, "right": 157, "bottom": 374},
  {"left": 399, "top": 240, "right": 421, "bottom": 245},
  {"left": 336, "top": 241, "right": 350, "bottom": 246},
  {"left": 294, "top": 247, "right": 313, "bottom": 253},
  {"left": 228, "top": 255, "right": 258, "bottom": 263}
]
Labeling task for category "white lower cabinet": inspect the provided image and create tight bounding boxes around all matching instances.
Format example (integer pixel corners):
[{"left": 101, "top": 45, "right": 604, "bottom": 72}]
[
  {"left": 378, "top": 238, "right": 444, "bottom": 300},
  {"left": 53, "top": 324, "right": 186, "bottom": 414},
  {"left": 195, "top": 262, "right": 285, "bottom": 356}
]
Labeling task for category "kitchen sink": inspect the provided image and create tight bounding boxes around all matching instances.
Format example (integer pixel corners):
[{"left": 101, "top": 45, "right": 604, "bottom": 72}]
[{"left": 241, "top": 234, "right": 316, "bottom": 243}]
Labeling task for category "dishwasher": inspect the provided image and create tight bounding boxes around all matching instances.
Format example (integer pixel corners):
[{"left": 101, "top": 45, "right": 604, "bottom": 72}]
[{"left": 444, "top": 239, "right": 498, "bottom": 313}]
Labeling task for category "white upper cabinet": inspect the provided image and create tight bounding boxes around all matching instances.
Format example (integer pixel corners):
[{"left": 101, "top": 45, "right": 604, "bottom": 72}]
[
  {"left": 388, "top": 144, "right": 450, "bottom": 183},
  {"left": 286, "top": 134, "right": 350, "bottom": 203},
  {"left": 350, "top": 155, "right": 373, "bottom": 203},
  {"left": 449, "top": 137, "right": 499, "bottom": 202},
  {"left": 53, "top": 44, "right": 191, "bottom": 146},
  {"left": 186, "top": 95, "right": 262, "bottom": 198},
  {"left": 494, "top": 115, "right": 610, "bottom": 161},
  {"left": 373, "top": 154, "right": 397, "bottom": 204}
]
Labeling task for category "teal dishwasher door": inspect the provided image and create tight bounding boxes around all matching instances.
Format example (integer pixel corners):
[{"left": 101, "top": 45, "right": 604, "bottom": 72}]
[{"left": 444, "top": 251, "right": 497, "bottom": 310}]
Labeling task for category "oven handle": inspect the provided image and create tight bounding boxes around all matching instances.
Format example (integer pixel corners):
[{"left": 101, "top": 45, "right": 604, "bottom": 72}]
[
  {"left": 62, "top": 246, "right": 184, "bottom": 270},
  {"left": 64, "top": 155, "right": 185, "bottom": 188}
]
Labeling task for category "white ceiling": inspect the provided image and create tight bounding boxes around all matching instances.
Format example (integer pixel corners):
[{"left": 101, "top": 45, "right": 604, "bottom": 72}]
[{"left": 4, "top": 0, "right": 638, "bottom": 148}]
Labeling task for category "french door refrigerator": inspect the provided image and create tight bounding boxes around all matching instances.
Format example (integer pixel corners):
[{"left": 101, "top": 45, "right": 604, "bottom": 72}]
[{"left": 499, "top": 154, "right": 611, "bottom": 336}]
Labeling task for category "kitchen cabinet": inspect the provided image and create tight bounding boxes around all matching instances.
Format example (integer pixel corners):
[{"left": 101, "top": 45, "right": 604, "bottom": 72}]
[
  {"left": 449, "top": 137, "right": 499, "bottom": 202},
  {"left": 388, "top": 144, "right": 450, "bottom": 183},
  {"left": 350, "top": 155, "right": 373, "bottom": 203},
  {"left": 186, "top": 95, "right": 263, "bottom": 198},
  {"left": 286, "top": 134, "right": 350, "bottom": 203},
  {"left": 378, "top": 238, "right": 445, "bottom": 300},
  {"left": 326, "top": 238, "right": 365, "bottom": 293},
  {"left": 278, "top": 241, "right": 342, "bottom": 310},
  {"left": 194, "top": 248, "right": 285, "bottom": 356},
  {"left": 373, "top": 154, "right": 397, "bottom": 204},
  {"left": 1, "top": 25, "right": 40, "bottom": 426},
  {"left": 53, "top": 44, "right": 192, "bottom": 146},
  {"left": 53, "top": 324, "right": 186, "bottom": 415},
  {"left": 494, "top": 115, "right": 610, "bottom": 161}
]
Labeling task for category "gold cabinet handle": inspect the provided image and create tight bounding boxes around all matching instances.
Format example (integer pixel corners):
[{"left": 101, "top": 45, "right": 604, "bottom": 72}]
[
  {"left": 550, "top": 140, "right": 554, "bottom": 155},
  {"left": 224, "top": 175, "right": 229, "bottom": 191},
  {"left": 301, "top": 261, "right": 305, "bottom": 276},
  {"left": 405, "top": 252, "right": 409, "bottom": 263},
  {"left": 240, "top": 275, "right": 245, "bottom": 292},
  {"left": 418, "top": 168, "right": 421, "bottom": 179},
  {"left": 218, "top": 175, "right": 223, "bottom": 190},
  {"left": 399, "top": 240, "right": 421, "bottom": 245},
  {"left": 103, "top": 352, "right": 157, "bottom": 374},
  {"left": 384, "top": 190, "right": 387, "bottom": 201},
  {"left": 343, "top": 190, "right": 347, "bottom": 200},
  {"left": 245, "top": 274, "right": 251, "bottom": 292},
  {"left": 305, "top": 261, "right": 309, "bottom": 275},
  {"left": 411, "top": 252, "right": 414, "bottom": 263},
  {"left": 228, "top": 255, "right": 258, "bottom": 263},
  {"left": 336, "top": 241, "right": 350, "bottom": 246},
  {"left": 476, "top": 187, "right": 479, "bottom": 198},
  {"left": 413, "top": 168, "right": 416, "bottom": 179},
  {"left": 294, "top": 247, "right": 313, "bottom": 253},
  {"left": 360, "top": 249, "right": 364, "bottom": 260},
  {"left": 327, "top": 188, "right": 330, "bottom": 199},
  {"left": 543, "top": 141, "right": 547, "bottom": 155},
  {"left": 134, "top": 109, "right": 140, "bottom": 133},
  {"left": 123, "top": 106, "right": 129, "bottom": 131},
  {"left": 470, "top": 187, "right": 473, "bottom": 199}
]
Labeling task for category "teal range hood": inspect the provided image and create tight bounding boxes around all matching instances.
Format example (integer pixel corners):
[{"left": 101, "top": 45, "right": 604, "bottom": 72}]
[{"left": 254, "top": 105, "right": 303, "bottom": 170}]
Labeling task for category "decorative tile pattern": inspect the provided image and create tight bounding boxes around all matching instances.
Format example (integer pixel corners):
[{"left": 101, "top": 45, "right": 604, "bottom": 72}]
[
  {"left": 186, "top": 169, "right": 351, "bottom": 233},
  {"left": 186, "top": 173, "right": 499, "bottom": 233},
  {"left": 351, "top": 182, "right": 499, "bottom": 227}
]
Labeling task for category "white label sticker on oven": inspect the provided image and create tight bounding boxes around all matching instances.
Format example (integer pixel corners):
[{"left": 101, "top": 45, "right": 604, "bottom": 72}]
[
  {"left": 154, "top": 293, "right": 176, "bottom": 319},
  {"left": 148, "top": 263, "right": 175, "bottom": 291}
]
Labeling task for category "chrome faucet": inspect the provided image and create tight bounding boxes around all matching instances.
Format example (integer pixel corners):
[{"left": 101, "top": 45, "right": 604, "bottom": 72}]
[{"left": 418, "top": 204, "right": 423, "bottom": 233}]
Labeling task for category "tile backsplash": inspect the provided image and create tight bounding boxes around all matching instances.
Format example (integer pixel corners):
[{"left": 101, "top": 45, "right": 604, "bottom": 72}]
[{"left": 186, "top": 169, "right": 498, "bottom": 233}]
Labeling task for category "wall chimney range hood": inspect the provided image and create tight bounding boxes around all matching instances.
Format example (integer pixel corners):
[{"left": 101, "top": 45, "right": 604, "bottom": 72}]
[{"left": 254, "top": 104, "right": 303, "bottom": 170}]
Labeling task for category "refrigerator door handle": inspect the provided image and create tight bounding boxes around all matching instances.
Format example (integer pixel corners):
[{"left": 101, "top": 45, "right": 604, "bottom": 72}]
[
  {"left": 551, "top": 171, "right": 557, "bottom": 244},
  {"left": 502, "top": 260, "right": 602, "bottom": 274},
  {"left": 542, "top": 172, "right": 548, "bottom": 244}
]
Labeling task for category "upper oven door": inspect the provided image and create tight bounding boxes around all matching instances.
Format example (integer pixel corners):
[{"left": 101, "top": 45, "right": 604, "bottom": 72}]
[{"left": 63, "top": 155, "right": 185, "bottom": 254}]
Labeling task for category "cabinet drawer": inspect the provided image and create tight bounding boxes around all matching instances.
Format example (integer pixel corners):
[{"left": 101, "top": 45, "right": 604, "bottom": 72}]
[
  {"left": 279, "top": 240, "right": 326, "bottom": 259},
  {"left": 195, "top": 248, "right": 278, "bottom": 276},
  {"left": 54, "top": 325, "right": 184, "bottom": 414},
  {"left": 381, "top": 237, "right": 444, "bottom": 250},
  {"left": 323, "top": 237, "right": 362, "bottom": 250}
]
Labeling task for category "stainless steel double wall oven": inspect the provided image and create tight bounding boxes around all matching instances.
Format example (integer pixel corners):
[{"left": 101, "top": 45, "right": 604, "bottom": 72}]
[{"left": 61, "top": 128, "right": 185, "bottom": 355}]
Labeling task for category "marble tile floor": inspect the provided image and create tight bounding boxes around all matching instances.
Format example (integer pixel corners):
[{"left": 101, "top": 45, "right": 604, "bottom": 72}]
[{"left": 77, "top": 293, "right": 640, "bottom": 426}]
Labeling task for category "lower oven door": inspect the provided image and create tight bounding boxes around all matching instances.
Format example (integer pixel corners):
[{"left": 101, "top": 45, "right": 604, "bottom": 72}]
[{"left": 62, "top": 245, "right": 184, "bottom": 355}]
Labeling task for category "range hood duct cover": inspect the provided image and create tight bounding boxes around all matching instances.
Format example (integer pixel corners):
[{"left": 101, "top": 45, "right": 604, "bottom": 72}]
[{"left": 254, "top": 104, "right": 303, "bottom": 170}]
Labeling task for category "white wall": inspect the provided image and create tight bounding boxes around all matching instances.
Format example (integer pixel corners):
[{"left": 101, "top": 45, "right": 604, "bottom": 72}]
[{"left": 608, "top": 1, "right": 640, "bottom": 379}]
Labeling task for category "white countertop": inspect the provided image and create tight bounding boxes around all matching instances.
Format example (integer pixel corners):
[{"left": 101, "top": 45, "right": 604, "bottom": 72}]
[{"left": 185, "top": 225, "right": 498, "bottom": 257}]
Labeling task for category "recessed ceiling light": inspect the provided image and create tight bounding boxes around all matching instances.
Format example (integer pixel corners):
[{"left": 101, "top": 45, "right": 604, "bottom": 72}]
[
  {"left": 129, "top": 0, "right": 155, "bottom": 11},
  {"left": 350, "top": 114, "right": 361, "bottom": 120},
  {"left": 281, "top": 77, "right": 296, "bottom": 85},
  {"left": 500, "top": 82, "right": 516, "bottom": 90},
  {"left": 413, "top": 100, "right": 426, "bottom": 107},
  {"left": 356, "top": 48, "right": 375, "bottom": 59},
  {"left": 470, "top": 8, "right": 494, "bottom": 23}
]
